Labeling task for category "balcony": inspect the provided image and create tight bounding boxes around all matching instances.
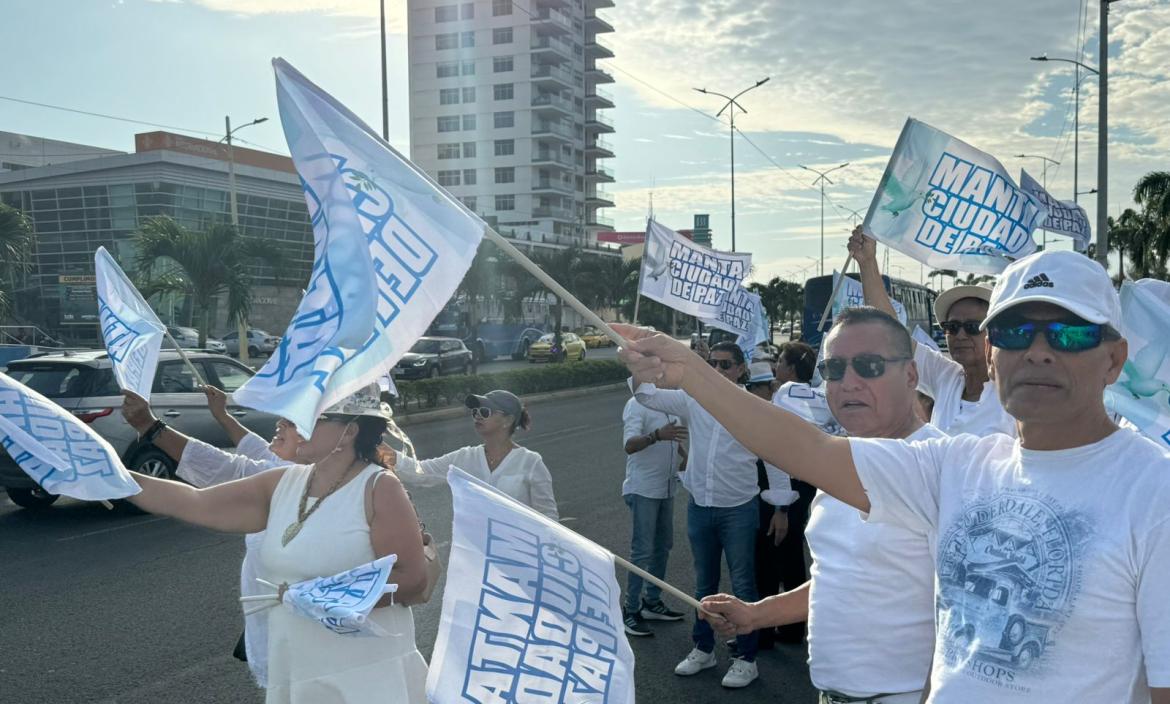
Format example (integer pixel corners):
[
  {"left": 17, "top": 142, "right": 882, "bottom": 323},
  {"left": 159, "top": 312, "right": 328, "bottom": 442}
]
[
  {"left": 531, "top": 92, "right": 575, "bottom": 116},
  {"left": 533, "top": 150, "right": 575, "bottom": 169},
  {"left": 533, "top": 178, "right": 575, "bottom": 195},
  {"left": 585, "top": 164, "right": 615, "bottom": 182},
  {"left": 532, "top": 120, "right": 576, "bottom": 142},
  {"left": 585, "top": 13, "right": 615, "bottom": 34},
  {"left": 584, "top": 86, "right": 615, "bottom": 109},
  {"left": 534, "top": 0, "right": 571, "bottom": 8},
  {"left": 531, "top": 36, "right": 574, "bottom": 62},
  {"left": 532, "top": 9, "right": 572, "bottom": 35},
  {"left": 585, "top": 40, "right": 615, "bottom": 59},
  {"left": 531, "top": 63, "right": 576, "bottom": 89},
  {"left": 587, "top": 212, "right": 615, "bottom": 228},
  {"left": 586, "top": 66, "right": 614, "bottom": 85},
  {"left": 587, "top": 0, "right": 615, "bottom": 9},
  {"left": 585, "top": 136, "right": 614, "bottom": 158},
  {"left": 533, "top": 205, "right": 575, "bottom": 220},
  {"left": 585, "top": 111, "right": 615, "bottom": 133},
  {"left": 586, "top": 188, "right": 615, "bottom": 207}
]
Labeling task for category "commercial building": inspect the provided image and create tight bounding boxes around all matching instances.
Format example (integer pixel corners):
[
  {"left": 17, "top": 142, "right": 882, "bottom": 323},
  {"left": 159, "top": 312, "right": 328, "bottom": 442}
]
[
  {"left": 0, "top": 131, "right": 313, "bottom": 343},
  {"left": 406, "top": 0, "right": 616, "bottom": 245}
]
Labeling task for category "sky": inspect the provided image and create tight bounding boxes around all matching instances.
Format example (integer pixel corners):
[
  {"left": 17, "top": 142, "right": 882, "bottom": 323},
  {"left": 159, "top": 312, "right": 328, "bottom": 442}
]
[{"left": 2, "top": 0, "right": 1168, "bottom": 287}]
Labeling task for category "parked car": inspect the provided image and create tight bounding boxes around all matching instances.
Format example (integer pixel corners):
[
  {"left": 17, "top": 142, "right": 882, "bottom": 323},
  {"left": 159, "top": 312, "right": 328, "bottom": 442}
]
[
  {"left": 391, "top": 337, "right": 474, "bottom": 380},
  {"left": 527, "top": 332, "right": 587, "bottom": 363},
  {"left": 162, "top": 326, "right": 226, "bottom": 354},
  {"left": 221, "top": 328, "right": 281, "bottom": 358},
  {"left": 577, "top": 326, "right": 613, "bottom": 349},
  {"left": 0, "top": 350, "right": 281, "bottom": 509}
]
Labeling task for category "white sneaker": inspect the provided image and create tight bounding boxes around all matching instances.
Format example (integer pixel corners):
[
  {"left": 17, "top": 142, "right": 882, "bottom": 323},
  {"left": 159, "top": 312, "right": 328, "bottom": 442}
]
[
  {"left": 673, "top": 647, "right": 717, "bottom": 676},
  {"left": 721, "top": 658, "right": 758, "bottom": 688}
]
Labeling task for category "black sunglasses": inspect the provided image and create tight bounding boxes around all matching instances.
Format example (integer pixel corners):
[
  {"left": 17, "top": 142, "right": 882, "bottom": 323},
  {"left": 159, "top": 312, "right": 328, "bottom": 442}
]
[
  {"left": 708, "top": 359, "right": 739, "bottom": 371},
  {"left": 987, "top": 321, "right": 1110, "bottom": 352},
  {"left": 817, "top": 354, "right": 911, "bottom": 382},
  {"left": 939, "top": 320, "right": 983, "bottom": 336}
]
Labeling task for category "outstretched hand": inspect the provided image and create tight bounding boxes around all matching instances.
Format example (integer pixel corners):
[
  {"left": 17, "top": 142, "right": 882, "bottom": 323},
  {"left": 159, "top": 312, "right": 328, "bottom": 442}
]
[
  {"left": 699, "top": 594, "right": 756, "bottom": 639},
  {"left": 203, "top": 385, "right": 229, "bottom": 418},
  {"left": 847, "top": 225, "right": 878, "bottom": 266},
  {"left": 613, "top": 324, "right": 697, "bottom": 390},
  {"left": 121, "top": 390, "right": 157, "bottom": 435}
]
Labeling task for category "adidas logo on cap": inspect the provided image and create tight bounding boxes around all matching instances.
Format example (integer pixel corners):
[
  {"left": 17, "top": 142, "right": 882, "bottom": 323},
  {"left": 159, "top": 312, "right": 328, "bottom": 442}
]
[{"left": 1023, "top": 273, "right": 1054, "bottom": 290}]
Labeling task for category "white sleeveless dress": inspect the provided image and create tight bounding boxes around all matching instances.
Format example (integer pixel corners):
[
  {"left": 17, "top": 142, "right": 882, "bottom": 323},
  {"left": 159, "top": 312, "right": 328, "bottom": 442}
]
[{"left": 258, "top": 464, "right": 429, "bottom": 704}]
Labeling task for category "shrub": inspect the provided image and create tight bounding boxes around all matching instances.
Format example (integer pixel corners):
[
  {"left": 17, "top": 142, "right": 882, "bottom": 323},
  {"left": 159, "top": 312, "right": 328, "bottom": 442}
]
[{"left": 394, "top": 360, "right": 628, "bottom": 412}]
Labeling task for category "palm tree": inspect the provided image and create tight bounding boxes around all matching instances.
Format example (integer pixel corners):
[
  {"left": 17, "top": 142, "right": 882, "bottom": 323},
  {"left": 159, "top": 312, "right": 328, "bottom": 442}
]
[
  {"left": 531, "top": 246, "right": 603, "bottom": 357},
  {"left": 1108, "top": 208, "right": 1156, "bottom": 281},
  {"left": 133, "top": 215, "right": 282, "bottom": 347},
  {"left": 748, "top": 276, "right": 785, "bottom": 339},
  {"left": 593, "top": 256, "right": 632, "bottom": 322},
  {"left": 456, "top": 242, "right": 500, "bottom": 370},
  {"left": 0, "top": 203, "right": 33, "bottom": 318}
]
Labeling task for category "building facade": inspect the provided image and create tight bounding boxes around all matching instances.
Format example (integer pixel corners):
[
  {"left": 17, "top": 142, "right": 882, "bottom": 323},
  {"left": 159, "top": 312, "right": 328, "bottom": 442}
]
[
  {"left": 0, "top": 132, "right": 313, "bottom": 343},
  {"left": 406, "top": 0, "right": 616, "bottom": 245},
  {"left": 0, "top": 131, "right": 123, "bottom": 173}
]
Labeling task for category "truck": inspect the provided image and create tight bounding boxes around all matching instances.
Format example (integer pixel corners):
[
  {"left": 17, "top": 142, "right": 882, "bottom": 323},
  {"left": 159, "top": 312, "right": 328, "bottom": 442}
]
[{"left": 942, "top": 565, "right": 1052, "bottom": 671}]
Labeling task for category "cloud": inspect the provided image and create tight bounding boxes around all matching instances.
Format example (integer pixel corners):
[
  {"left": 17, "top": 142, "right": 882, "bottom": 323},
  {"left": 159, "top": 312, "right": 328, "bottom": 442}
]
[{"left": 188, "top": 0, "right": 405, "bottom": 30}]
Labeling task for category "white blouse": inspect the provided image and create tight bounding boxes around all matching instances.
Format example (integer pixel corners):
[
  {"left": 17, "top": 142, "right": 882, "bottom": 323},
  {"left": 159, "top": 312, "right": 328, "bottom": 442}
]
[{"left": 395, "top": 444, "right": 559, "bottom": 520}]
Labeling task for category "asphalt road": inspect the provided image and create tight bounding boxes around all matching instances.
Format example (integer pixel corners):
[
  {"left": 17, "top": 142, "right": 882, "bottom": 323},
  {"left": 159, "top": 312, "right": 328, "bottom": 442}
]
[{"left": 0, "top": 387, "right": 816, "bottom": 703}]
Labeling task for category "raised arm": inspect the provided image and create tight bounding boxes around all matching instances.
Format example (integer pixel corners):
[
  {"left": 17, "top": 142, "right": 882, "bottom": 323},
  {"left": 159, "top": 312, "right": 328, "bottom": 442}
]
[
  {"left": 205, "top": 385, "right": 252, "bottom": 446},
  {"left": 122, "top": 390, "right": 189, "bottom": 460},
  {"left": 616, "top": 324, "right": 869, "bottom": 512},
  {"left": 394, "top": 447, "right": 469, "bottom": 487},
  {"left": 700, "top": 581, "right": 811, "bottom": 637},
  {"left": 127, "top": 467, "right": 286, "bottom": 534},
  {"left": 848, "top": 227, "right": 910, "bottom": 349}
]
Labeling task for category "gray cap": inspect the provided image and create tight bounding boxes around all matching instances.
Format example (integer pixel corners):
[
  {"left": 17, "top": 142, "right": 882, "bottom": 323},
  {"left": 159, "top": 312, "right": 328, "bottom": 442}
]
[{"left": 465, "top": 390, "right": 522, "bottom": 418}]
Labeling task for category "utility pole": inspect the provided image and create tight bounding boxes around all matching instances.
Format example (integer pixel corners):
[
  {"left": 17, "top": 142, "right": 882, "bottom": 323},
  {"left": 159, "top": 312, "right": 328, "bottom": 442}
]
[
  {"left": 1017, "top": 154, "right": 1060, "bottom": 249},
  {"left": 222, "top": 115, "right": 268, "bottom": 366},
  {"left": 1095, "top": 0, "right": 1112, "bottom": 270},
  {"left": 380, "top": 0, "right": 389, "bottom": 140},
  {"left": 800, "top": 163, "right": 849, "bottom": 276}
]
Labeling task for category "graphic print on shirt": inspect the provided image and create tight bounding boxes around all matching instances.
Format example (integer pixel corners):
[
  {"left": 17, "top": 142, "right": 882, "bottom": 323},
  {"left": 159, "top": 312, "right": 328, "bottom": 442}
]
[{"left": 936, "top": 490, "right": 1093, "bottom": 693}]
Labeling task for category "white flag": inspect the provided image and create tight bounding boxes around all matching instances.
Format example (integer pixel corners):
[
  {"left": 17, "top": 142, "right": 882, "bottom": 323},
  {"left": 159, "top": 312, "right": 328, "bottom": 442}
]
[
  {"left": 863, "top": 118, "right": 1047, "bottom": 275},
  {"left": 700, "top": 285, "right": 767, "bottom": 357},
  {"left": 281, "top": 554, "right": 398, "bottom": 637},
  {"left": 1019, "top": 169, "right": 1092, "bottom": 251},
  {"left": 429, "top": 468, "right": 635, "bottom": 704},
  {"left": 1105, "top": 279, "right": 1170, "bottom": 448},
  {"left": 912, "top": 325, "right": 941, "bottom": 351},
  {"left": 94, "top": 247, "right": 166, "bottom": 400},
  {"left": 0, "top": 373, "right": 140, "bottom": 501},
  {"left": 638, "top": 219, "right": 751, "bottom": 319},
  {"left": 233, "top": 59, "right": 483, "bottom": 437}
]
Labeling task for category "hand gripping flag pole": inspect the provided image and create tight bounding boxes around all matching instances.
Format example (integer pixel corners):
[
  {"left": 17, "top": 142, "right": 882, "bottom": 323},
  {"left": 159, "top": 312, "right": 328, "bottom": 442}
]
[{"left": 818, "top": 254, "right": 854, "bottom": 332}]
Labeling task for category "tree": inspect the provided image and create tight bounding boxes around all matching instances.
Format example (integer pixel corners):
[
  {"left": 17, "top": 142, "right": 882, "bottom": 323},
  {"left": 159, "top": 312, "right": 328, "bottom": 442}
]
[
  {"left": 133, "top": 216, "right": 282, "bottom": 347},
  {"left": 456, "top": 242, "right": 500, "bottom": 370},
  {"left": 530, "top": 247, "right": 603, "bottom": 358},
  {"left": 748, "top": 277, "right": 785, "bottom": 339},
  {"left": 0, "top": 203, "right": 33, "bottom": 319}
]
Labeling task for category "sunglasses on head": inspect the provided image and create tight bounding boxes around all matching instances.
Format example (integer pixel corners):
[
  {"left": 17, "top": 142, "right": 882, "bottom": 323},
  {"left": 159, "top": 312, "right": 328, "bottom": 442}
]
[
  {"left": 987, "top": 320, "right": 1111, "bottom": 352},
  {"left": 939, "top": 320, "right": 983, "bottom": 336},
  {"left": 708, "top": 359, "right": 738, "bottom": 371},
  {"left": 817, "top": 354, "right": 910, "bottom": 382},
  {"left": 470, "top": 406, "right": 496, "bottom": 420}
]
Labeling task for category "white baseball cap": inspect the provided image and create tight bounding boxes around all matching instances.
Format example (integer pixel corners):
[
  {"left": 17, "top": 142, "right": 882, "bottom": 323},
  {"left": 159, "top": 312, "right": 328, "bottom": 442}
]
[
  {"left": 980, "top": 250, "right": 1121, "bottom": 332},
  {"left": 747, "top": 361, "right": 775, "bottom": 384}
]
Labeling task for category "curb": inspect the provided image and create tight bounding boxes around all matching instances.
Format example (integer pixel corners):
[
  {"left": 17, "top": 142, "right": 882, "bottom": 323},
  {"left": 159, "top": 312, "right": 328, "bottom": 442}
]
[{"left": 394, "top": 381, "right": 629, "bottom": 427}]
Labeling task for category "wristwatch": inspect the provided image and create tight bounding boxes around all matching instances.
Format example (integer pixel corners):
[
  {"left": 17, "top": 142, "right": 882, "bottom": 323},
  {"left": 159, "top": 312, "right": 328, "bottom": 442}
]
[{"left": 143, "top": 419, "right": 167, "bottom": 443}]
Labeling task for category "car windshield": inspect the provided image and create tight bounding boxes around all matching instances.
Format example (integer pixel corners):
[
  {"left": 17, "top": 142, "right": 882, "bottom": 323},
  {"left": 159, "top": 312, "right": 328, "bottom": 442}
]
[
  {"left": 6, "top": 365, "right": 92, "bottom": 398},
  {"left": 410, "top": 340, "right": 441, "bottom": 354},
  {"left": 538, "top": 334, "right": 555, "bottom": 343}
]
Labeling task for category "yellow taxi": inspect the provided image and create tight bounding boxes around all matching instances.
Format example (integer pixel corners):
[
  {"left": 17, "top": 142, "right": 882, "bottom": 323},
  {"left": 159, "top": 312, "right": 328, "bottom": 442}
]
[
  {"left": 577, "top": 326, "right": 614, "bottom": 348},
  {"left": 527, "top": 332, "right": 587, "bottom": 363}
]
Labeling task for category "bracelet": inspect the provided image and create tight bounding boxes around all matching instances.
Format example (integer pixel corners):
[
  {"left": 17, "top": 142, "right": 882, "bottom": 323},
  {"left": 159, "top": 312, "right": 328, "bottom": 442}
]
[{"left": 143, "top": 419, "right": 167, "bottom": 443}]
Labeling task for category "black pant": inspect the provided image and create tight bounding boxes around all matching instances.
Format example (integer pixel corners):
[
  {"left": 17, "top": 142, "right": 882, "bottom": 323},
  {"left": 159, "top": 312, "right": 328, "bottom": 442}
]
[{"left": 755, "top": 478, "right": 816, "bottom": 646}]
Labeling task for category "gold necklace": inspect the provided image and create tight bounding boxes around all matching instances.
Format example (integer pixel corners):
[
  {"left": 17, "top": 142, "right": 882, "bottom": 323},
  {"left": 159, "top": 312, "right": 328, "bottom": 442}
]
[
  {"left": 282, "top": 459, "right": 361, "bottom": 546},
  {"left": 485, "top": 444, "right": 516, "bottom": 472}
]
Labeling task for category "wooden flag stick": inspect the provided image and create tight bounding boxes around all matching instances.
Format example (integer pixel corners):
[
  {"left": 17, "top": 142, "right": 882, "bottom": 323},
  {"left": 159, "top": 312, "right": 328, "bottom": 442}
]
[
  {"left": 817, "top": 254, "right": 855, "bottom": 333},
  {"left": 243, "top": 601, "right": 281, "bottom": 617},
  {"left": 238, "top": 594, "right": 281, "bottom": 603},
  {"left": 612, "top": 554, "right": 702, "bottom": 612},
  {"left": 162, "top": 330, "right": 207, "bottom": 387}
]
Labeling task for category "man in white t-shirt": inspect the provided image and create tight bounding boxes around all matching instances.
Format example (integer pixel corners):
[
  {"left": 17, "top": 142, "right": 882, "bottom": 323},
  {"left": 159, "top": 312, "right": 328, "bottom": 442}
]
[
  {"left": 849, "top": 226, "right": 1016, "bottom": 437},
  {"left": 704, "top": 307, "right": 941, "bottom": 703},
  {"left": 615, "top": 249, "right": 1170, "bottom": 703}
]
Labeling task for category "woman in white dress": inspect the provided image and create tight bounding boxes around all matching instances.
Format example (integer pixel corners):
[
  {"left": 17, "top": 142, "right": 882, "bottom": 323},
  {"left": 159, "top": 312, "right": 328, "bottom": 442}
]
[
  {"left": 125, "top": 385, "right": 429, "bottom": 704},
  {"left": 395, "top": 390, "right": 558, "bottom": 519}
]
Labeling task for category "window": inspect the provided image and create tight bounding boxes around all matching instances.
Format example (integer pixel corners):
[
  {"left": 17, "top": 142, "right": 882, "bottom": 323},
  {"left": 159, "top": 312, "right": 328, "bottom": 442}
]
[
  {"left": 435, "top": 32, "right": 458, "bottom": 50},
  {"left": 463, "top": 169, "right": 477, "bottom": 185},
  {"left": 461, "top": 87, "right": 476, "bottom": 103},
  {"left": 437, "top": 170, "right": 461, "bottom": 186},
  {"left": 462, "top": 114, "right": 477, "bottom": 130},
  {"left": 461, "top": 2, "right": 474, "bottom": 19},
  {"left": 495, "top": 195, "right": 515, "bottom": 211},
  {"left": 437, "top": 143, "right": 461, "bottom": 159},
  {"left": 436, "top": 61, "right": 459, "bottom": 78},
  {"left": 495, "top": 167, "right": 515, "bottom": 184},
  {"left": 493, "top": 56, "right": 513, "bottom": 73},
  {"left": 461, "top": 31, "right": 475, "bottom": 47},
  {"left": 437, "top": 116, "right": 461, "bottom": 132},
  {"left": 439, "top": 88, "right": 460, "bottom": 105},
  {"left": 208, "top": 361, "right": 253, "bottom": 393},
  {"left": 493, "top": 111, "right": 514, "bottom": 128},
  {"left": 494, "top": 139, "right": 515, "bottom": 156},
  {"left": 460, "top": 196, "right": 477, "bottom": 210},
  {"left": 462, "top": 141, "right": 477, "bottom": 158},
  {"left": 153, "top": 361, "right": 199, "bottom": 394},
  {"left": 493, "top": 27, "right": 513, "bottom": 44},
  {"left": 461, "top": 60, "right": 476, "bottom": 75},
  {"left": 434, "top": 4, "right": 457, "bottom": 22},
  {"left": 492, "top": 0, "right": 511, "bottom": 16},
  {"left": 493, "top": 83, "right": 514, "bottom": 100}
]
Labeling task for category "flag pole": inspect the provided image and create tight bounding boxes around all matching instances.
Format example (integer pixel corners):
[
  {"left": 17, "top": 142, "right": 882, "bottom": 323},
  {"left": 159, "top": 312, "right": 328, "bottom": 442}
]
[
  {"left": 817, "top": 254, "right": 854, "bottom": 332},
  {"left": 162, "top": 330, "right": 208, "bottom": 386},
  {"left": 612, "top": 553, "right": 703, "bottom": 612}
]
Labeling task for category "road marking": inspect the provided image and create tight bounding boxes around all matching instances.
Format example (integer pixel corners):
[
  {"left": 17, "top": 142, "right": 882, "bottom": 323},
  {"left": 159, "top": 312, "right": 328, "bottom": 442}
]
[
  {"left": 559, "top": 517, "right": 577, "bottom": 523},
  {"left": 526, "top": 422, "right": 621, "bottom": 443},
  {"left": 57, "top": 516, "right": 169, "bottom": 542}
]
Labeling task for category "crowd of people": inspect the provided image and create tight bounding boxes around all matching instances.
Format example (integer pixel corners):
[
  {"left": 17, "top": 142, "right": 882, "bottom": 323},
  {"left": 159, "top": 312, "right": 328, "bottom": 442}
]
[{"left": 109, "top": 239, "right": 1170, "bottom": 704}]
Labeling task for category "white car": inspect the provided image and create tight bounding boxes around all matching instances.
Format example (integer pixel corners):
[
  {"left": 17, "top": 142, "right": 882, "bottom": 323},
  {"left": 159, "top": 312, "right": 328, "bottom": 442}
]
[
  {"left": 162, "top": 326, "right": 226, "bottom": 354},
  {"left": 221, "top": 328, "right": 281, "bottom": 358}
]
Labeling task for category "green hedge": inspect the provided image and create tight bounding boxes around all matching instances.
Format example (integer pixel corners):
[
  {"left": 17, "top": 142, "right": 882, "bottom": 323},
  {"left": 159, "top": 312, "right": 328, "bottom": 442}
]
[{"left": 394, "top": 360, "right": 628, "bottom": 412}]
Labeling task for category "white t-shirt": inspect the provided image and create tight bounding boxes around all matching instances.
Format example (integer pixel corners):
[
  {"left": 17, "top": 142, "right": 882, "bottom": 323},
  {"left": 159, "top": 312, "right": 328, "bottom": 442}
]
[
  {"left": 395, "top": 445, "right": 558, "bottom": 520},
  {"left": 914, "top": 344, "right": 1016, "bottom": 438},
  {"left": 621, "top": 397, "right": 681, "bottom": 499},
  {"left": 772, "top": 381, "right": 843, "bottom": 437},
  {"left": 806, "top": 424, "right": 944, "bottom": 697},
  {"left": 850, "top": 427, "right": 1170, "bottom": 703}
]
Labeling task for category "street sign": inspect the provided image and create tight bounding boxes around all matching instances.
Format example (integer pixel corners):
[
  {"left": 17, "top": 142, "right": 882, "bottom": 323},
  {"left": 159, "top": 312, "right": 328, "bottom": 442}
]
[{"left": 692, "top": 213, "right": 712, "bottom": 247}]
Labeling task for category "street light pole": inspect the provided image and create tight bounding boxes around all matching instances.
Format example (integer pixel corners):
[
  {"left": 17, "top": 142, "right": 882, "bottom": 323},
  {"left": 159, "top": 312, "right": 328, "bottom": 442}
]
[
  {"left": 800, "top": 163, "right": 849, "bottom": 276},
  {"left": 1029, "top": 55, "right": 1099, "bottom": 206},
  {"left": 1016, "top": 154, "right": 1060, "bottom": 249},
  {"left": 380, "top": 0, "right": 389, "bottom": 140},
  {"left": 222, "top": 115, "right": 269, "bottom": 365},
  {"left": 694, "top": 77, "right": 770, "bottom": 252},
  {"left": 1096, "top": 0, "right": 1113, "bottom": 270}
]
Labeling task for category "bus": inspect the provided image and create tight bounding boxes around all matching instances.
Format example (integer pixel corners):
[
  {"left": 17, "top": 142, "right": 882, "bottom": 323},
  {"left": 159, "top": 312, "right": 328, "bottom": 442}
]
[{"left": 801, "top": 273, "right": 938, "bottom": 350}]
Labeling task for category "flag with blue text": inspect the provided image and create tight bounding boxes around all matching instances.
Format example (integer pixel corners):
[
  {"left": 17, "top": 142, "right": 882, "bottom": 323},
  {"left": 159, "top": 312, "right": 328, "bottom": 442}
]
[
  {"left": 831, "top": 271, "right": 907, "bottom": 325},
  {"left": 863, "top": 118, "right": 1047, "bottom": 275},
  {"left": 282, "top": 554, "right": 398, "bottom": 637},
  {"left": 94, "top": 246, "right": 166, "bottom": 400},
  {"left": 1105, "top": 279, "right": 1170, "bottom": 449},
  {"left": 1019, "top": 169, "right": 1091, "bottom": 251},
  {"left": 233, "top": 59, "right": 483, "bottom": 437},
  {"left": 0, "top": 373, "right": 140, "bottom": 501},
  {"left": 638, "top": 219, "right": 752, "bottom": 319},
  {"left": 428, "top": 467, "right": 635, "bottom": 704},
  {"left": 701, "top": 285, "right": 767, "bottom": 357}
]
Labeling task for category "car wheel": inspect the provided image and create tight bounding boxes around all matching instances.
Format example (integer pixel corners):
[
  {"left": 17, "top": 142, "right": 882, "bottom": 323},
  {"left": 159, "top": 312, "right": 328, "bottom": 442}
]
[
  {"left": 6, "top": 486, "right": 60, "bottom": 510},
  {"left": 579, "top": 348, "right": 586, "bottom": 361},
  {"left": 429, "top": 365, "right": 441, "bottom": 379},
  {"left": 131, "top": 447, "right": 177, "bottom": 480},
  {"left": 1014, "top": 643, "right": 1039, "bottom": 670},
  {"left": 1004, "top": 616, "right": 1026, "bottom": 647}
]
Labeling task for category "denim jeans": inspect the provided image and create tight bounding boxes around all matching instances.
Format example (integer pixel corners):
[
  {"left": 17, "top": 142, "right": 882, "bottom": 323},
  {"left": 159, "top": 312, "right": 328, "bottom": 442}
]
[
  {"left": 623, "top": 493, "right": 674, "bottom": 613},
  {"left": 688, "top": 496, "right": 760, "bottom": 661}
]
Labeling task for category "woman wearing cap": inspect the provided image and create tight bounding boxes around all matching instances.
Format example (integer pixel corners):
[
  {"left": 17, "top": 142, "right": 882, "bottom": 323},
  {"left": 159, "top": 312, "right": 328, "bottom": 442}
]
[
  {"left": 849, "top": 226, "right": 1016, "bottom": 437},
  {"left": 122, "top": 384, "right": 430, "bottom": 703},
  {"left": 393, "top": 390, "right": 558, "bottom": 520}
]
